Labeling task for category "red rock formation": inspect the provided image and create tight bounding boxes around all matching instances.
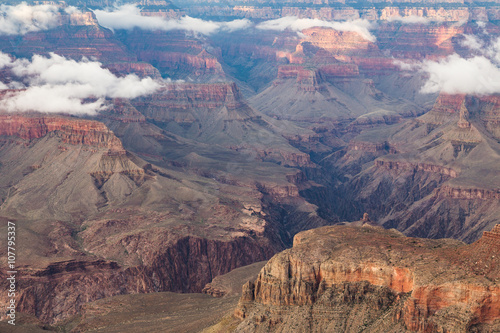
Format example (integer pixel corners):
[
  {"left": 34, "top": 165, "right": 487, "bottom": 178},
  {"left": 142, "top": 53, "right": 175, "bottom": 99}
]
[
  {"left": 318, "top": 63, "right": 359, "bottom": 77},
  {"left": 256, "top": 182, "right": 299, "bottom": 198},
  {"left": 468, "top": 94, "right": 500, "bottom": 140},
  {"left": 277, "top": 65, "right": 316, "bottom": 82},
  {"left": 353, "top": 57, "right": 400, "bottom": 74},
  {"left": 104, "top": 99, "right": 147, "bottom": 123},
  {"left": 481, "top": 224, "right": 500, "bottom": 247},
  {"left": 0, "top": 10, "right": 135, "bottom": 64},
  {"left": 121, "top": 30, "right": 224, "bottom": 76},
  {"left": 433, "top": 93, "right": 466, "bottom": 114},
  {"left": 65, "top": 11, "right": 100, "bottom": 26},
  {"left": 254, "top": 150, "right": 312, "bottom": 168},
  {"left": 184, "top": 3, "right": 500, "bottom": 22},
  {"left": 0, "top": 114, "right": 123, "bottom": 150},
  {"left": 139, "top": 51, "right": 222, "bottom": 74},
  {"left": 375, "top": 159, "right": 458, "bottom": 178},
  {"left": 377, "top": 22, "right": 463, "bottom": 60},
  {"left": 404, "top": 283, "right": 500, "bottom": 332},
  {"left": 276, "top": 65, "right": 322, "bottom": 90},
  {"left": 302, "top": 27, "right": 377, "bottom": 56},
  {"left": 379, "top": 7, "right": 470, "bottom": 22},
  {"left": 234, "top": 225, "right": 500, "bottom": 332},
  {"left": 438, "top": 185, "right": 500, "bottom": 200}
]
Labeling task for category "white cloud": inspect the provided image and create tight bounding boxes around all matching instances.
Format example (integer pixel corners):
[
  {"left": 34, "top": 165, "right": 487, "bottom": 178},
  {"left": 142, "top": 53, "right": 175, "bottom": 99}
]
[
  {"left": 0, "top": 53, "right": 12, "bottom": 69},
  {"left": 0, "top": 3, "right": 60, "bottom": 35},
  {"left": 0, "top": 85, "right": 105, "bottom": 115},
  {"left": 0, "top": 52, "right": 160, "bottom": 115},
  {"left": 94, "top": 4, "right": 251, "bottom": 34},
  {"left": 222, "top": 18, "right": 252, "bottom": 32},
  {"left": 460, "top": 34, "right": 484, "bottom": 51},
  {"left": 392, "top": 59, "right": 419, "bottom": 71},
  {"left": 393, "top": 30, "right": 500, "bottom": 95},
  {"left": 420, "top": 54, "right": 500, "bottom": 95},
  {"left": 387, "top": 15, "right": 440, "bottom": 24},
  {"left": 64, "top": 6, "right": 81, "bottom": 15},
  {"left": 256, "top": 16, "right": 375, "bottom": 42},
  {"left": 485, "top": 37, "right": 500, "bottom": 64}
]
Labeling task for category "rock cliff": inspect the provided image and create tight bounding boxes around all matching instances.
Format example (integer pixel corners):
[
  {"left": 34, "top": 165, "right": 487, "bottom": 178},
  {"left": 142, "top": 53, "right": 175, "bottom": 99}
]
[
  {"left": 0, "top": 11, "right": 135, "bottom": 64},
  {"left": 233, "top": 225, "right": 500, "bottom": 332},
  {"left": 116, "top": 29, "right": 224, "bottom": 79},
  {"left": 0, "top": 114, "right": 123, "bottom": 150}
]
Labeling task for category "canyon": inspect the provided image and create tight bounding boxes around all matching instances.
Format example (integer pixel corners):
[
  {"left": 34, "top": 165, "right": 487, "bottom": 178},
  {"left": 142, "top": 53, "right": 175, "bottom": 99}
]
[{"left": 1, "top": 0, "right": 500, "bottom": 331}]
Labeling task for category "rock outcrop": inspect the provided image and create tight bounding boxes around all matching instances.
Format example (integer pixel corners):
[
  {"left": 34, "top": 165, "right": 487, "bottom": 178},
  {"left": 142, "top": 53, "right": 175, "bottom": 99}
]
[
  {"left": 134, "top": 82, "right": 245, "bottom": 114},
  {"left": 0, "top": 114, "right": 123, "bottom": 150},
  {"left": 233, "top": 225, "right": 500, "bottom": 332},
  {"left": 375, "top": 159, "right": 458, "bottom": 178},
  {"left": 0, "top": 11, "right": 135, "bottom": 64},
  {"left": 116, "top": 29, "right": 224, "bottom": 79}
]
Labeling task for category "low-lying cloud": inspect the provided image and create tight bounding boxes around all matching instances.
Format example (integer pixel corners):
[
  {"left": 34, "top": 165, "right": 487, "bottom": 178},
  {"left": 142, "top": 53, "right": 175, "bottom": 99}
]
[
  {"left": 460, "top": 34, "right": 484, "bottom": 51},
  {"left": 94, "top": 5, "right": 251, "bottom": 34},
  {"left": 0, "top": 52, "right": 160, "bottom": 115},
  {"left": 394, "top": 27, "right": 500, "bottom": 96},
  {"left": 94, "top": 7, "right": 375, "bottom": 41},
  {"left": 387, "top": 15, "right": 441, "bottom": 24},
  {"left": 396, "top": 54, "right": 500, "bottom": 95},
  {"left": 256, "top": 16, "right": 376, "bottom": 42},
  {"left": 0, "top": 3, "right": 60, "bottom": 35}
]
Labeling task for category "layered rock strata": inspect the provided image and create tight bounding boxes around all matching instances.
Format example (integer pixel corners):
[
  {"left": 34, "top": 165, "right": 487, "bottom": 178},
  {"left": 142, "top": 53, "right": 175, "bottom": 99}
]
[{"left": 0, "top": 114, "right": 123, "bottom": 150}]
